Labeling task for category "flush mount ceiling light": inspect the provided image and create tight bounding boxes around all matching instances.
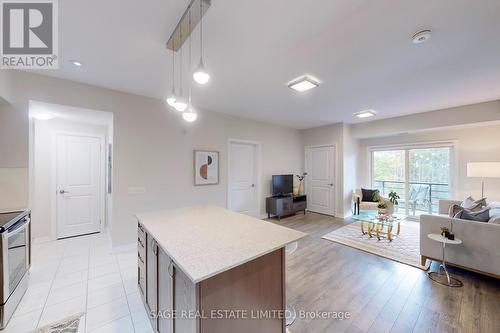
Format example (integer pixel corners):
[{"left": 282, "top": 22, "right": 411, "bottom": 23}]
[
  {"left": 412, "top": 30, "right": 432, "bottom": 44},
  {"left": 354, "top": 109, "right": 377, "bottom": 118},
  {"left": 287, "top": 76, "right": 319, "bottom": 92},
  {"left": 70, "top": 60, "right": 82, "bottom": 67}
]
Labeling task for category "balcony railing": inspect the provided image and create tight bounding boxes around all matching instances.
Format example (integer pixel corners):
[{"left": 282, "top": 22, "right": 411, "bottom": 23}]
[{"left": 373, "top": 180, "right": 449, "bottom": 215}]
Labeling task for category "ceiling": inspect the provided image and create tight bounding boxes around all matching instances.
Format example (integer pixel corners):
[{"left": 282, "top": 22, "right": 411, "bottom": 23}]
[{"left": 38, "top": 0, "right": 500, "bottom": 129}]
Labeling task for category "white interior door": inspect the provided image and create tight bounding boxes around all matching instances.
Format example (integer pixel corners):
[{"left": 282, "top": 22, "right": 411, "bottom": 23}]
[
  {"left": 228, "top": 142, "right": 259, "bottom": 217},
  {"left": 56, "top": 134, "right": 102, "bottom": 238},
  {"left": 306, "top": 146, "right": 335, "bottom": 215}
]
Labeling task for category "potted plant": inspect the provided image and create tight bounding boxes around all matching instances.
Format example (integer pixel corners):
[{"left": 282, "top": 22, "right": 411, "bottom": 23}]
[
  {"left": 440, "top": 226, "right": 450, "bottom": 238},
  {"left": 378, "top": 202, "right": 388, "bottom": 215}
]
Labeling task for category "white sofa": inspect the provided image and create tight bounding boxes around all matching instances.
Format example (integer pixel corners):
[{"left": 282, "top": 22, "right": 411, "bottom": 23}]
[
  {"left": 353, "top": 189, "right": 394, "bottom": 214},
  {"left": 420, "top": 199, "right": 500, "bottom": 278}
]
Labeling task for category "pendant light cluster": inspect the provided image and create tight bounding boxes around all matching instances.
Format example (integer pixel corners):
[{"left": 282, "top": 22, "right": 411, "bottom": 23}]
[{"left": 166, "top": 0, "right": 210, "bottom": 122}]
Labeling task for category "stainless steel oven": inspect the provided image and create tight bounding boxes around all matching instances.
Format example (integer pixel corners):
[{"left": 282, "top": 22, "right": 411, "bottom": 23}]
[{"left": 0, "top": 210, "right": 31, "bottom": 329}]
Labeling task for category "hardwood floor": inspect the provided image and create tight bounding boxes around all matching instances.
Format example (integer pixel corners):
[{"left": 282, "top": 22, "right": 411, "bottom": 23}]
[{"left": 272, "top": 212, "right": 500, "bottom": 333}]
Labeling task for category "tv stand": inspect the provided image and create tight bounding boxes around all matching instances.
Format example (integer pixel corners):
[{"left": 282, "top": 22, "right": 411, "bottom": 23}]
[{"left": 266, "top": 195, "right": 307, "bottom": 220}]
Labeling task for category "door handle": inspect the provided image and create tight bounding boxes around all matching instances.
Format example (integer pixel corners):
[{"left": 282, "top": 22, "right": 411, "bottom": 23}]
[
  {"left": 59, "top": 189, "right": 69, "bottom": 194},
  {"left": 251, "top": 184, "right": 255, "bottom": 187},
  {"left": 328, "top": 184, "right": 334, "bottom": 186}
]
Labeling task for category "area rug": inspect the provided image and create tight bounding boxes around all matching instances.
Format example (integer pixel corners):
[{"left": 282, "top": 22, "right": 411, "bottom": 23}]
[
  {"left": 35, "top": 313, "right": 84, "bottom": 333},
  {"left": 322, "top": 221, "right": 430, "bottom": 270}
]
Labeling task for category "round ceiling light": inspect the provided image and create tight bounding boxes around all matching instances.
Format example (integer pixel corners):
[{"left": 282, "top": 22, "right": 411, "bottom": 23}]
[
  {"left": 193, "top": 60, "right": 210, "bottom": 85},
  {"left": 412, "top": 30, "right": 432, "bottom": 44},
  {"left": 174, "top": 97, "right": 188, "bottom": 112},
  {"left": 182, "top": 108, "right": 197, "bottom": 122}
]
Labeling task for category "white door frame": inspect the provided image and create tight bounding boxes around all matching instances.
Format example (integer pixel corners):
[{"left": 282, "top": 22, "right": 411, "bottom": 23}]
[
  {"left": 52, "top": 130, "right": 106, "bottom": 239},
  {"left": 227, "top": 138, "right": 262, "bottom": 217},
  {"left": 304, "top": 143, "right": 338, "bottom": 216}
]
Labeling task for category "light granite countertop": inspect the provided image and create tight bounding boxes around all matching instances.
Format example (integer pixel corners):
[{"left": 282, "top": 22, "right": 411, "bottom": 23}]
[{"left": 136, "top": 205, "right": 307, "bottom": 283}]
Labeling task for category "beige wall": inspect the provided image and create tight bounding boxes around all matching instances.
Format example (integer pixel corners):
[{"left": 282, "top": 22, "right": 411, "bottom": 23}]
[
  {"left": 358, "top": 123, "right": 500, "bottom": 203},
  {"left": 342, "top": 124, "right": 359, "bottom": 216},
  {"left": 2, "top": 70, "right": 302, "bottom": 248}
]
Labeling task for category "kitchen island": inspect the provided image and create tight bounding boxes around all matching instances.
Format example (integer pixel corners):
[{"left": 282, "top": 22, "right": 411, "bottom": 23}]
[{"left": 136, "top": 205, "right": 306, "bottom": 333}]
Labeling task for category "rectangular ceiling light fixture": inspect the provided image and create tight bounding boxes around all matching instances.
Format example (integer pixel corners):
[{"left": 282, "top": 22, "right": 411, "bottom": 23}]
[
  {"left": 287, "top": 76, "right": 319, "bottom": 92},
  {"left": 354, "top": 109, "right": 377, "bottom": 118}
]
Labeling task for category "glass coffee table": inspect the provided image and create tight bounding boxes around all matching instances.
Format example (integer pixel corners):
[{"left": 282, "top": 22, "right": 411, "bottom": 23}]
[{"left": 352, "top": 211, "right": 405, "bottom": 241}]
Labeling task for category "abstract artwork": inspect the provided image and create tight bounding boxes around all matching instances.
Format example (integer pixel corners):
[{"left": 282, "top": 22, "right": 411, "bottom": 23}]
[{"left": 194, "top": 150, "right": 219, "bottom": 185}]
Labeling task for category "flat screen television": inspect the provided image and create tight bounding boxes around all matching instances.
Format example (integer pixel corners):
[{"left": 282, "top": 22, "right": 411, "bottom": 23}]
[{"left": 272, "top": 174, "right": 294, "bottom": 196}]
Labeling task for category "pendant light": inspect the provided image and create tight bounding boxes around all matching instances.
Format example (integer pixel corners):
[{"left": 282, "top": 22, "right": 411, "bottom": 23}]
[
  {"left": 166, "top": 48, "right": 177, "bottom": 107},
  {"left": 184, "top": 8, "right": 198, "bottom": 122},
  {"left": 193, "top": 0, "right": 210, "bottom": 85},
  {"left": 173, "top": 28, "right": 188, "bottom": 112}
]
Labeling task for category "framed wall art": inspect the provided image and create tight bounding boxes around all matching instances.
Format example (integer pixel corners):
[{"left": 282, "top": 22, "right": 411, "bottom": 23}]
[{"left": 194, "top": 150, "right": 219, "bottom": 185}]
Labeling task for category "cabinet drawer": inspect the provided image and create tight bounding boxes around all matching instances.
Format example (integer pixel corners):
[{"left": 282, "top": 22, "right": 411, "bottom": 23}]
[
  {"left": 138, "top": 237, "right": 146, "bottom": 260},
  {"left": 293, "top": 201, "right": 306, "bottom": 211},
  {"left": 138, "top": 266, "right": 146, "bottom": 298},
  {"left": 137, "top": 223, "right": 146, "bottom": 242}
]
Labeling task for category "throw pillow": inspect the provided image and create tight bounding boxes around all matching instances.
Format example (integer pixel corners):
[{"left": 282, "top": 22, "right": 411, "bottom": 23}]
[
  {"left": 448, "top": 204, "right": 463, "bottom": 218},
  {"left": 461, "top": 197, "right": 487, "bottom": 211},
  {"left": 461, "top": 196, "right": 475, "bottom": 209},
  {"left": 361, "top": 188, "right": 379, "bottom": 202},
  {"left": 454, "top": 207, "right": 490, "bottom": 222}
]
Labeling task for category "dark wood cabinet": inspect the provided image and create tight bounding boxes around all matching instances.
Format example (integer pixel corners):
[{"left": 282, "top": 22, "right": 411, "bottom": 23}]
[
  {"left": 138, "top": 222, "right": 286, "bottom": 333},
  {"left": 266, "top": 195, "right": 307, "bottom": 220},
  {"left": 146, "top": 234, "right": 158, "bottom": 331},
  {"left": 158, "top": 247, "right": 174, "bottom": 333}
]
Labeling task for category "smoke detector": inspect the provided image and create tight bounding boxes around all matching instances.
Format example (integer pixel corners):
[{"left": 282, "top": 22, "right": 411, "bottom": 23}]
[{"left": 412, "top": 30, "right": 432, "bottom": 44}]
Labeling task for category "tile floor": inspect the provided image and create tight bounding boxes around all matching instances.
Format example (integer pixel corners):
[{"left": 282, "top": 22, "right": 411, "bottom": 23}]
[{"left": 5, "top": 233, "right": 153, "bottom": 333}]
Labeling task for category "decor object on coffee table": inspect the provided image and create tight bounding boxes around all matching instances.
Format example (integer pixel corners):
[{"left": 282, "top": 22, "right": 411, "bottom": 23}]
[
  {"left": 194, "top": 150, "right": 219, "bottom": 185},
  {"left": 467, "top": 162, "right": 500, "bottom": 198},
  {"left": 377, "top": 202, "right": 388, "bottom": 215},
  {"left": 427, "top": 233, "right": 463, "bottom": 287}
]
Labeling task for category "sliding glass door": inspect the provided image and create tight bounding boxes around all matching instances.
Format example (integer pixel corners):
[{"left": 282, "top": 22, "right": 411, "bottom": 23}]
[
  {"left": 372, "top": 145, "right": 452, "bottom": 217},
  {"left": 372, "top": 150, "right": 407, "bottom": 214}
]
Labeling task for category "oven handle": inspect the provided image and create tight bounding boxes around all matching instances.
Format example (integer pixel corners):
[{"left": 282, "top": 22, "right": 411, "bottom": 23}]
[{"left": 6, "top": 217, "right": 30, "bottom": 237}]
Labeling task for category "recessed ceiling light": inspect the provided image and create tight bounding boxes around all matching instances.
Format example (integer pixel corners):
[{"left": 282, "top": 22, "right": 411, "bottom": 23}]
[
  {"left": 412, "top": 30, "right": 432, "bottom": 44},
  {"left": 287, "top": 76, "right": 319, "bottom": 92},
  {"left": 354, "top": 109, "right": 377, "bottom": 118},
  {"left": 70, "top": 60, "right": 83, "bottom": 67}
]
